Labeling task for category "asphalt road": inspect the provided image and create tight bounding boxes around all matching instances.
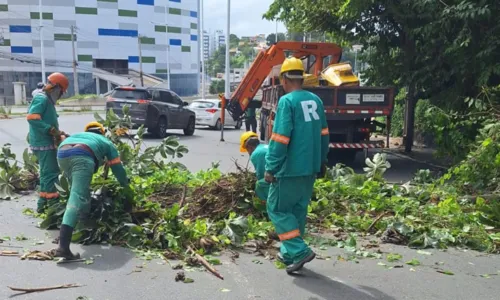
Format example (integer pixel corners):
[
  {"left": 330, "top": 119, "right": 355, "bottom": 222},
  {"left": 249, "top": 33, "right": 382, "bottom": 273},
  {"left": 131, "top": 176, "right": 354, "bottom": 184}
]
[{"left": 1, "top": 114, "right": 499, "bottom": 300}]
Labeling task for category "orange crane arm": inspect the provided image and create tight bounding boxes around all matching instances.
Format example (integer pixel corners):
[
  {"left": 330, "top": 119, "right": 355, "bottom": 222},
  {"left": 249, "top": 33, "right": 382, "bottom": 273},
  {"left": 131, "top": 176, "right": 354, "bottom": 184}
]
[{"left": 224, "top": 41, "right": 342, "bottom": 120}]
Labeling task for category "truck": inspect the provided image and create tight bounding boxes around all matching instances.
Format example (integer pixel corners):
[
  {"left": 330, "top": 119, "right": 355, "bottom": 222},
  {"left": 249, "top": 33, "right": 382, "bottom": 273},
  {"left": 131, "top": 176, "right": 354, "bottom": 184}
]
[{"left": 222, "top": 41, "right": 395, "bottom": 164}]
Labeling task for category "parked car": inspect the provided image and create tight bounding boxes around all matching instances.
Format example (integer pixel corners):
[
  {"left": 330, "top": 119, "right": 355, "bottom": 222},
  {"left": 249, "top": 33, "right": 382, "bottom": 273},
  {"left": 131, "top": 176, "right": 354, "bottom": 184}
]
[
  {"left": 106, "top": 87, "right": 196, "bottom": 138},
  {"left": 189, "top": 99, "right": 242, "bottom": 130}
]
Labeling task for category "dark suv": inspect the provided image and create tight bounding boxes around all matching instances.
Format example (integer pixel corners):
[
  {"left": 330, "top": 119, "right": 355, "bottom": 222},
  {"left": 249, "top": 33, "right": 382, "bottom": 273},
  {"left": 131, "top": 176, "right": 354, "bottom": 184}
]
[{"left": 106, "top": 87, "right": 196, "bottom": 138}]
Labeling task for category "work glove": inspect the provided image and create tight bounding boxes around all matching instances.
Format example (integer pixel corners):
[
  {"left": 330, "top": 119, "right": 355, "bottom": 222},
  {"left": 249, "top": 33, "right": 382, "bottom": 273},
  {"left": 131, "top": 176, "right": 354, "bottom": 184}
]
[
  {"left": 264, "top": 171, "right": 276, "bottom": 183},
  {"left": 318, "top": 163, "right": 328, "bottom": 178},
  {"left": 122, "top": 185, "right": 135, "bottom": 213},
  {"left": 49, "top": 126, "right": 60, "bottom": 137}
]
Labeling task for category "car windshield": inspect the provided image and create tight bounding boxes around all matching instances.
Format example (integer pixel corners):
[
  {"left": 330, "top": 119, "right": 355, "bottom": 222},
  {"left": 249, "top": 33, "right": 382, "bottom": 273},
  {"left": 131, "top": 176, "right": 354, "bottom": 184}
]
[
  {"left": 189, "top": 101, "right": 216, "bottom": 109},
  {"left": 111, "top": 89, "right": 149, "bottom": 100}
]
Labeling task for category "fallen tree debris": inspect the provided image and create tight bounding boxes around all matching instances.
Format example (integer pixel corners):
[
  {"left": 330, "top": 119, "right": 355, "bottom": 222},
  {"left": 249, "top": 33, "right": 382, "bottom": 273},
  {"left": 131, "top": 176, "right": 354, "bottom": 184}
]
[
  {"left": 188, "top": 246, "right": 224, "bottom": 280},
  {"left": 21, "top": 250, "right": 53, "bottom": 261},
  {"left": 8, "top": 283, "right": 82, "bottom": 293},
  {"left": 0, "top": 250, "right": 19, "bottom": 256}
]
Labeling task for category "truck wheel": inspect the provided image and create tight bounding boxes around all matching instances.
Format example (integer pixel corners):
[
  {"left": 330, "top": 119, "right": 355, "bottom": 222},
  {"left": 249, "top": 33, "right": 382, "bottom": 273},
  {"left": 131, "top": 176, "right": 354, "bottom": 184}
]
[
  {"left": 153, "top": 117, "right": 168, "bottom": 138},
  {"left": 184, "top": 117, "right": 195, "bottom": 136}
]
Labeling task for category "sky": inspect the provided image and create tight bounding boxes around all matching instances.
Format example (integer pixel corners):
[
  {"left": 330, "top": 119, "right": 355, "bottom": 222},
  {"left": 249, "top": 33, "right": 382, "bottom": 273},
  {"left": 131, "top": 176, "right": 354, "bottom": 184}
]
[{"left": 202, "top": 0, "right": 287, "bottom": 37}]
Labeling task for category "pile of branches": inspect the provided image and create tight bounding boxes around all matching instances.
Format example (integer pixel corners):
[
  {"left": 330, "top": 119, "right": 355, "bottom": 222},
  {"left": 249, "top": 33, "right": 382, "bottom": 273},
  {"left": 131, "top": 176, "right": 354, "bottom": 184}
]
[{"left": 6, "top": 109, "right": 500, "bottom": 258}]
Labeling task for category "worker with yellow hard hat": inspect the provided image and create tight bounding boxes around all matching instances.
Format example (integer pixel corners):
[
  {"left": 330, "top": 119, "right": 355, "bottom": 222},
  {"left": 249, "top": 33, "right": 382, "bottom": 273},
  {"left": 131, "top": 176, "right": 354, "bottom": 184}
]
[
  {"left": 46, "top": 122, "right": 133, "bottom": 260},
  {"left": 27, "top": 72, "right": 70, "bottom": 213},
  {"left": 240, "top": 131, "right": 269, "bottom": 203},
  {"left": 264, "top": 57, "right": 330, "bottom": 274}
]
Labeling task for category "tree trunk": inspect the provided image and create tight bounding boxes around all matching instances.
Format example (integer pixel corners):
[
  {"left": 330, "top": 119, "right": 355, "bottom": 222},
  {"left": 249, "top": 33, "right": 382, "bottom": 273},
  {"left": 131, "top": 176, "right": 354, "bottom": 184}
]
[{"left": 404, "top": 84, "right": 417, "bottom": 153}]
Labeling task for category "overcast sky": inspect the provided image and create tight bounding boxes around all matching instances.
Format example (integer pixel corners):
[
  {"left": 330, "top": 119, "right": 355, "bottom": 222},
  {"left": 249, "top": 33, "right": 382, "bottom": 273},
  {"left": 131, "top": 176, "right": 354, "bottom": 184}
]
[{"left": 202, "top": 0, "right": 287, "bottom": 37}]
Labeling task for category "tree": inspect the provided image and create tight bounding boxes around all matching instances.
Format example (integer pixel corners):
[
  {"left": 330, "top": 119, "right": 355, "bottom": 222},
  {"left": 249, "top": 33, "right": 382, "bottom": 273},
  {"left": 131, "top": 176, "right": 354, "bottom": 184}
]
[
  {"left": 266, "top": 32, "right": 286, "bottom": 45},
  {"left": 209, "top": 79, "right": 225, "bottom": 94},
  {"left": 206, "top": 46, "right": 226, "bottom": 76},
  {"left": 265, "top": 0, "right": 500, "bottom": 153},
  {"left": 229, "top": 34, "right": 240, "bottom": 48}
]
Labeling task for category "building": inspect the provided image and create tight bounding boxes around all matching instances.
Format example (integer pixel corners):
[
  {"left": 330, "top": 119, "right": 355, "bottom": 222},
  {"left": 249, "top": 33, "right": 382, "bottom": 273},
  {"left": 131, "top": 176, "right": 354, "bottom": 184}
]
[
  {"left": 0, "top": 0, "right": 200, "bottom": 104},
  {"left": 214, "top": 30, "right": 225, "bottom": 51},
  {"left": 202, "top": 30, "right": 210, "bottom": 61}
]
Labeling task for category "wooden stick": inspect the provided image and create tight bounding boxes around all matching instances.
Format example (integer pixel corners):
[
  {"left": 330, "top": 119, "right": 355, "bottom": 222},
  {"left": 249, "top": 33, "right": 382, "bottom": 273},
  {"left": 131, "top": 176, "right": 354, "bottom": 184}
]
[
  {"left": 0, "top": 250, "right": 19, "bottom": 256},
  {"left": 179, "top": 185, "right": 187, "bottom": 207},
  {"left": 187, "top": 246, "right": 224, "bottom": 280},
  {"left": 8, "top": 283, "right": 82, "bottom": 293},
  {"left": 366, "top": 211, "right": 389, "bottom": 233}
]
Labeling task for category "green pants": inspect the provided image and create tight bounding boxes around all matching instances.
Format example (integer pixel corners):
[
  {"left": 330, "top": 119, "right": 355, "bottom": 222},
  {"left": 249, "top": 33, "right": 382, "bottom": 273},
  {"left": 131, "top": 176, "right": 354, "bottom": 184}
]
[
  {"left": 34, "top": 149, "right": 60, "bottom": 210},
  {"left": 267, "top": 175, "right": 315, "bottom": 264},
  {"left": 58, "top": 155, "right": 94, "bottom": 228}
]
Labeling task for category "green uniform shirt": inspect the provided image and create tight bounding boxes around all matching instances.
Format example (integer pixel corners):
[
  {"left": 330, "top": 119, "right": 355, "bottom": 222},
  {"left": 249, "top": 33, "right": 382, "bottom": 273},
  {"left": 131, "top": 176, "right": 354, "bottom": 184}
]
[
  {"left": 27, "top": 93, "right": 59, "bottom": 149},
  {"left": 59, "top": 132, "right": 128, "bottom": 186},
  {"left": 265, "top": 90, "right": 329, "bottom": 178},
  {"left": 246, "top": 108, "right": 256, "bottom": 118},
  {"left": 250, "top": 144, "right": 270, "bottom": 200}
]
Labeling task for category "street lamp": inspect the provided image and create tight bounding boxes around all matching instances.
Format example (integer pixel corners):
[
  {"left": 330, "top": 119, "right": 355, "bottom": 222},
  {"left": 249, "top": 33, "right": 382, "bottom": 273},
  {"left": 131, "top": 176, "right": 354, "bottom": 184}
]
[{"left": 150, "top": 4, "right": 171, "bottom": 90}]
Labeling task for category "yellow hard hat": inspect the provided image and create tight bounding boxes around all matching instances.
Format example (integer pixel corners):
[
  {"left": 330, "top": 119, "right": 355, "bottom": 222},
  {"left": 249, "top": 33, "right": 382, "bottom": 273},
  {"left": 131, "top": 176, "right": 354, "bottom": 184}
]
[
  {"left": 240, "top": 131, "right": 258, "bottom": 153},
  {"left": 84, "top": 121, "right": 106, "bottom": 135},
  {"left": 280, "top": 57, "right": 305, "bottom": 77}
]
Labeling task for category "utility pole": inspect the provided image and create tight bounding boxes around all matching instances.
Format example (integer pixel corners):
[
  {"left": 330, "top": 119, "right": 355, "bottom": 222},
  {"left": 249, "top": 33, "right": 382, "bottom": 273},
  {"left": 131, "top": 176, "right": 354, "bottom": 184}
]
[
  {"left": 70, "top": 25, "right": 79, "bottom": 95},
  {"left": 38, "top": 0, "right": 46, "bottom": 83},
  {"left": 221, "top": 0, "right": 230, "bottom": 142},
  {"left": 164, "top": 3, "right": 171, "bottom": 90},
  {"left": 275, "top": 20, "right": 278, "bottom": 43},
  {"left": 137, "top": 35, "right": 144, "bottom": 87},
  {"left": 200, "top": 0, "right": 205, "bottom": 98}
]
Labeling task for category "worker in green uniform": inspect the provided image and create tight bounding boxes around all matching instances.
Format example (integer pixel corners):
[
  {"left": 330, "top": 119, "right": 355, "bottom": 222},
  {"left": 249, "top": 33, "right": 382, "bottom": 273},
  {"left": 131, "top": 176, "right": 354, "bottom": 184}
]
[
  {"left": 264, "top": 57, "right": 330, "bottom": 274},
  {"left": 245, "top": 107, "right": 257, "bottom": 133},
  {"left": 27, "top": 72, "right": 70, "bottom": 213},
  {"left": 48, "top": 122, "right": 133, "bottom": 260},
  {"left": 240, "top": 131, "right": 269, "bottom": 203}
]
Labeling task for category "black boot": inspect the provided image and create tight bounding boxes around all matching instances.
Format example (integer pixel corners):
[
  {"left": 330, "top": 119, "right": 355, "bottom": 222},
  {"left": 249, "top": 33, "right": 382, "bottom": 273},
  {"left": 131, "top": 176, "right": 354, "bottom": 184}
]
[
  {"left": 286, "top": 251, "right": 316, "bottom": 274},
  {"left": 53, "top": 224, "right": 80, "bottom": 260}
]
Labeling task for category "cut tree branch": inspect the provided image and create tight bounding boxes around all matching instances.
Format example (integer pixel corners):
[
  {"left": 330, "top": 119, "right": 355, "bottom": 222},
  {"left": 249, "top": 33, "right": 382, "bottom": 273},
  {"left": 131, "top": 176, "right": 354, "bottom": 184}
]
[
  {"left": 8, "top": 283, "right": 82, "bottom": 293},
  {"left": 187, "top": 246, "right": 224, "bottom": 280}
]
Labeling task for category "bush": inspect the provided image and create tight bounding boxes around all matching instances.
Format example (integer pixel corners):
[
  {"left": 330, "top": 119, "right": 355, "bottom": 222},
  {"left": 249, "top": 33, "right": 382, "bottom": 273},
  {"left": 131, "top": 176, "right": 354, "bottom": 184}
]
[{"left": 209, "top": 80, "right": 225, "bottom": 94}]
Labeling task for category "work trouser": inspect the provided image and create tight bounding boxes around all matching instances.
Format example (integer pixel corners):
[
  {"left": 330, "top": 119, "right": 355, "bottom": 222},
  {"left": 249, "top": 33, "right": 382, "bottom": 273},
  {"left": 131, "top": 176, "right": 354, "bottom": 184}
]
[
  {"left": 245, "top": 116, "right": 257, "bottom": 133},
  {"left": 34, "top": 149, "right": 60, "bottom": 211},
  {"left": 57, "top": 149, "right": 95, "bottom": 228},
  {"left": 267, "top": 175, "right": 316, "bottom": 264}
]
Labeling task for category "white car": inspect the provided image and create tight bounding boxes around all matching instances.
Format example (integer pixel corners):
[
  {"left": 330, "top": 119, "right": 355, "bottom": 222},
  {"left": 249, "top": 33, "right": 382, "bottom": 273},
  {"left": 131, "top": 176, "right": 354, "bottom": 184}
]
[{"left": 189, "top": 99, "right": 242, "bottom": 130}]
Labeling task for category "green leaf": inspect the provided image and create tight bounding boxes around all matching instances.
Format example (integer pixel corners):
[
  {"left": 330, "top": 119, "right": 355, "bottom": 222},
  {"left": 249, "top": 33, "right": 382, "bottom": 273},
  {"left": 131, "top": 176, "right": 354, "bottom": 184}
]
[
  {"left": 436, "top": 269, "right": 454, "bottom": 276},
  {"left": 387, "top": 253, "right": 402, "bottom": 262},
  {"left": 183, "top": 278, "right": 194, "bottom": 283},
  {"left": 220, "top": 288, "right": 231, "bottom": 292},
  {"left": 274, "top": 260, "right": 286, "bottom": 269},
  {"left": 406, "top": 259, "right": 421, "bottom": 266}
]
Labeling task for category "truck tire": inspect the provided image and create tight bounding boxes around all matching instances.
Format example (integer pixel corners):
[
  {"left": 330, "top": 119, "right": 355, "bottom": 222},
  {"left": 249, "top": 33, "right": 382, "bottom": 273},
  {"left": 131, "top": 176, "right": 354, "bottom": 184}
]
[{"left": 184, "top": 117, "right": 195, "bottom": 136}]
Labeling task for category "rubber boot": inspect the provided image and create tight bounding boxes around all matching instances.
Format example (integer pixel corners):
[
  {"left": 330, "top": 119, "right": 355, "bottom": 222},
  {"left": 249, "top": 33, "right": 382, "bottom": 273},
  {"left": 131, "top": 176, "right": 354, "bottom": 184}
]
[
  {"left": 286, "top": 251, "right": 316, "bottom": 274},
  {"left": 54, "top": 224, "right": 80, "bottom": 260},
  {"left": 276, "top": 253, "right": 292, "bottom": 266}
]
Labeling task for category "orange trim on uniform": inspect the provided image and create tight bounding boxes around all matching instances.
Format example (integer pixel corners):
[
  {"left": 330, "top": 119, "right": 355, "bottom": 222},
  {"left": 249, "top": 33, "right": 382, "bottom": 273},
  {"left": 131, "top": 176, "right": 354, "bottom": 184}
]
[
  {"left": 278, "top": 229, "right": 300, "bottom": 241},
  {"left": 27, "top": 114, "right": 42, "bottom": 120},
  {"left": 45, "top": 192, "right": 59, "bottom": 199},
  {"left": 39, "top": 192, "right": 47, "bottom": 198},
  {"left": 321, "top": 128, "right": 329, "bottom": 136},
  {"left": 107, "top": 157, "right": 121, "bottom": 166},
  {"left": 270, "top": 133, "right": 290, "bottom": 145}
]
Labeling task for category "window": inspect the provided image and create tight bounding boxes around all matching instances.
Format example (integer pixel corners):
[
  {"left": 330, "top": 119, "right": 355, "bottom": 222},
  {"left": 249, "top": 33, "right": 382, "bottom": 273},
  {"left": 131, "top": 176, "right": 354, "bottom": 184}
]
[
  {"left": 149, "top": 90, "right": 161, "bottom": 102},
  {"left": 171, "top": 93, "right": 183, "bottom": 105},
  {"left": 111, "top": 89, "right": 150, "bottom": 100},
  {"left": 160, "top": 91, "right": 173, "bottom": 103},
  {"left": 189, "top": 101, "right": 215, "bottom": 109}
]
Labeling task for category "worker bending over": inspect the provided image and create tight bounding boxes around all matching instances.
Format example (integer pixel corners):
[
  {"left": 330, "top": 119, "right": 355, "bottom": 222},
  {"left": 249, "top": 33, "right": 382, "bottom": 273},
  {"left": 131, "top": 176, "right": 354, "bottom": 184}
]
[
  {"left": 27, "top": 73, "right": 69, "bottom": 213},
  {"left": 48, "top": 122, "right": 133, "bottom": 260},
  {"left": 265, "top": 57, "right": 330, "bottom": 273},
  {"left": 240, "top": 131, "right": 269, "bottom": 202}
]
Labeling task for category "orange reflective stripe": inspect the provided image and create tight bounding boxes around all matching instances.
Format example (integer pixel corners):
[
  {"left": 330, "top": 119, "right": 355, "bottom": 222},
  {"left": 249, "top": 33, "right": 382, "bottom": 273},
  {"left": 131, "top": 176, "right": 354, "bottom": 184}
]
[
  {"left": 27, "top": 114, "right": 41, "bottom": 120},
  {"left": 321, "top": 128, "right": 329, "bottom": 135},
  {"left": 107, "top": 157, "right": 121, "bottom": 166},
  {"left": 278, "top": 229, "right": 300, "bottom": 241},
  {"left": 270, "top": 133, "right": 290, "bottom": 145},
  {"left": 39, "top": 192, "right": 47, "bottom": 197},
  {"left": 45, "top": 192, "right": 59, "bottom": 199}
]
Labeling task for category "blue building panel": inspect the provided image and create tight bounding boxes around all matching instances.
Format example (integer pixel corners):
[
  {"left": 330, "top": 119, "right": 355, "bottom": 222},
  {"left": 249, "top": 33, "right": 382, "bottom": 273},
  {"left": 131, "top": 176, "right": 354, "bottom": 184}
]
[
  {"left": 169, "top": 39, "right": 182, "bottom": 46},
  {"left": 128, "top": 56, "right": 140, "bottom": 63},
  {"left": 9, "top": 25, "right": 31, "bottom": 33},
  {"left": 98, "top": 28, "right": 138, "bottom": 37},
  {"left": 170, "top": 0, "right": 181, "bottom": 2},
  {"left": 11, "top": 46, "right": 33, "bottom": 54},
  {"left": 190, "top": 35, "right": 197, "bottom": 41},
  {"left": 190, "top": 11, "right": 197, "bottom": 18},
  {"left": 137, "top": 0, "right": 154, "bottom": 5}
]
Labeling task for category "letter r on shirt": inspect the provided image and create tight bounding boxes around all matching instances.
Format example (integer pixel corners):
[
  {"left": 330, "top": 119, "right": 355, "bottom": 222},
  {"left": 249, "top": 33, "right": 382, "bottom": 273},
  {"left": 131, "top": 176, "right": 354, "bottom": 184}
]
[{"left": 301, "top": 100, "right": 320, "bottom": 122}]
